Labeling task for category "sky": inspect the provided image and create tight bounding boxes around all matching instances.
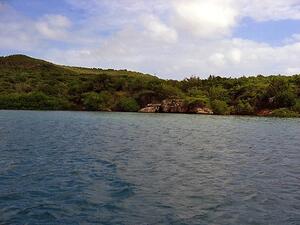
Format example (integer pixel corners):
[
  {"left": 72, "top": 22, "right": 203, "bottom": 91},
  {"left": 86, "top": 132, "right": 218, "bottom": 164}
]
[{"left": 1, "top": 0, "right": 300, "bottom": 79}]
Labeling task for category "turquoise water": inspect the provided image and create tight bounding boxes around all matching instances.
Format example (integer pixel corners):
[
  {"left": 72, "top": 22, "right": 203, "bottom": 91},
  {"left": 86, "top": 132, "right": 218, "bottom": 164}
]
[{"left": 0, "top": 111, "right": 299, "bottom": 225}]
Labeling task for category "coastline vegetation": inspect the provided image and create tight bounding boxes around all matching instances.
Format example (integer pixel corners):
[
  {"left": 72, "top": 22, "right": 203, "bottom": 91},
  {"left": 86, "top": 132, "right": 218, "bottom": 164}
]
[{"left": 0, "top": 54, "right": 299, "bottom": 117}]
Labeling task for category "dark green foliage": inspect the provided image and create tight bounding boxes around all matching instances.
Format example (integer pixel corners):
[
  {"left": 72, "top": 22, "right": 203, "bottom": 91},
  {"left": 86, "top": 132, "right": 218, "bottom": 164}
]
[
  {"left": 211, "top": 100, "right": 230, "bottom": 115},
  {"left": 262, "top": 77, "right": 297, "bottom": 108},
  {"left": 235, "top": 100, "right": 255, "bottom": 115},
  {"left": 185, "top": 96, "right": 209, "bottom": 108},
  {"left": 209, "top": 86, "right": 229, "bottom": 102},
  {"left": 0, "top": 55, "right": 300, "bottom": 117},
  {"left": 0, "top": 92, "right": 72, "bottom": 110},
  {"left": 82, "top": 92, "right": 112, "bottom": 111},
  {"left": 292, "top": 100, "right": 300, "bottom": 113},
  {"left": 273, "top": 90, "right": 296, "bottom": 108},
  {"left": 271, "top": 108, "right": 299, "bottom": 117},
  {"left": 116, "top": 97, "right": 139, "bottom": 112}
]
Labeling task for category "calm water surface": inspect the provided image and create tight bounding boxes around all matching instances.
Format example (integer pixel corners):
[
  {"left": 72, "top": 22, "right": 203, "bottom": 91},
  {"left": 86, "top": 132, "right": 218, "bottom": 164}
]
[{"left": 0, "top": 111, "right": 300, "bottom": 225}]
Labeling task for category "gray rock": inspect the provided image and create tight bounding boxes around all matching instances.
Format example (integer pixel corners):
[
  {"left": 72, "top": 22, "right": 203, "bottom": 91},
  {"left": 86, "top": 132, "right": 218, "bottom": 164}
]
[
  {"left": 139, "top": 99, "right": 213, "bottom": 114},
  {"left": 139, "top": 104, "right": 161, "bottom": 113},
  {"left": 161, "top": 99, "right": 188, "bottom": 113}
]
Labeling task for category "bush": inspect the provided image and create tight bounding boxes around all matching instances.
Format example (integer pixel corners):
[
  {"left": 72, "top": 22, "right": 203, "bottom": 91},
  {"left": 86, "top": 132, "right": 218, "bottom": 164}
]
[
  {"left": 209, "top": 86, "right": 229, "bottom": 101},
  {"left": 263, "top": 77, "right": 297, "bottom": 108},
  {"left": 271, "top": 108, "right": 299, "bottom": 117},
  {"left": 267, "top": 77, "right": 290, "bottom": 96},
  {"left": 211, "top": 100, "right": 230, "bottom": 115},
  {"left": 159, "top": 83, "right": 184, "bottom": 99},
  {"left": 185, "top": 96, "right": 209, "bottom": 108},
  {"left": 274, "top": 90, "right": 296, "bottom": 108},
  {"left": 0, "top": 92, "right": 72, "bottom": 110},
  {"left": 235, "top": 100, "right": 254, "bottom": 115},
  {"left": 116, "top": 97, "right": 139, "bottom": 112},
  {"left": 187, "top": 88, "right": 207, "bottom": 98},
  {"left": 292, "top": 100, "right": 300, "bottom": 113},
  {"left": 82, "top": 91, "right": 112, "bottom": 111}
]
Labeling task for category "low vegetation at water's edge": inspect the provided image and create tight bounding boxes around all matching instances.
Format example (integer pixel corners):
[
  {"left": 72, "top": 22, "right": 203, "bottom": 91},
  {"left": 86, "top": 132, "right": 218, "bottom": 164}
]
[{"left": 0, "top": 54, "right": 300, "bottom": 117}]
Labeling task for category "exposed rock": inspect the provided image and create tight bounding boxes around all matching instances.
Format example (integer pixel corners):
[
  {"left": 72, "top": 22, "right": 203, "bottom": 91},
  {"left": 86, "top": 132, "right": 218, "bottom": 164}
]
[
  {"left": 139, "top": 104, "right": 161, "bottom": 113},
  {"left": 257, "top": 109, "right": 272, "bottom": 116},
  {"left": 161, "top": 99, "right": 188, "bottom": 113},
  {"left": 193, "top": 107, "right": 213, "bottom": 114},
  {"left": 139, "top": 99, "right": 213, "bottom": 114},
  {"left": 268, "top": 97, "right": 275, "bottom": 104}
]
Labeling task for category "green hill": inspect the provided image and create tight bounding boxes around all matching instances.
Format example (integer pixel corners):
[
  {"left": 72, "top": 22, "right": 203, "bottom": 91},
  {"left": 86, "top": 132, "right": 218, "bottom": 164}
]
[{"left": 0, "top": 54, "right": 299, "bottom": 117}]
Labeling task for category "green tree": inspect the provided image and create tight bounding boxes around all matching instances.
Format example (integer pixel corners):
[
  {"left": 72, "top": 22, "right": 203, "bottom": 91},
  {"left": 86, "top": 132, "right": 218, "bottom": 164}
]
[
  {"left": 271, "top": 108, "right": 299, "bottom": 117},
  {"left": 82, "top": 91, "right": 112, "bottom": 111},
  {"left": 116, "top": 97, "right": 139, "bottom": 112},
  {"left": 235, "top": 100, "right": 254, "bottom": 115},
  {"left": 211, "top": 100, "right": 230, "bottom": 115},
  {"left": 273, "top": 90, "right": 296, "bottom": 108},
  {"left": 209, "top": 86, "right": 229, "bottom": 102},
  {"left": 292, "top": 100, "right": 300, "bottom": 113},
  {"left": 263, "top": 77, "right": 296, "bottom": 108}
]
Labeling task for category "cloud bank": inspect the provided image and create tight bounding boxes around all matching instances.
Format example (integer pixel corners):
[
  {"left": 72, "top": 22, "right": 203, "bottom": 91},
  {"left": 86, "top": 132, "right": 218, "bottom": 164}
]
[{"left": 1, "top": 0, "right": 300, "bottom": 79}]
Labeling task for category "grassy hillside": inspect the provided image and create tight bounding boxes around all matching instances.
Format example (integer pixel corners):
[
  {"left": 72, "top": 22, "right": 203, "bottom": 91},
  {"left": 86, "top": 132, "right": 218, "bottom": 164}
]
[{"left": 0, "top": 54, "right": 300, "bottom": 117}]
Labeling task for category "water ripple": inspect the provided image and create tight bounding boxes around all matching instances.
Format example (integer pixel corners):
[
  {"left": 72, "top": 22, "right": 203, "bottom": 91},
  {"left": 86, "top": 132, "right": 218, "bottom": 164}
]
[{"left": 0, "top": 111, "right": 300, "bottom": 225}]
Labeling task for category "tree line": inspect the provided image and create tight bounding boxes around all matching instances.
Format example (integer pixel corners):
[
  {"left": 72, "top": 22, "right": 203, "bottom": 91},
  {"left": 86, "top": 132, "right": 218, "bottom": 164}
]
[{"left": 0, "top": 55, "right": 299, "bottom": 117}]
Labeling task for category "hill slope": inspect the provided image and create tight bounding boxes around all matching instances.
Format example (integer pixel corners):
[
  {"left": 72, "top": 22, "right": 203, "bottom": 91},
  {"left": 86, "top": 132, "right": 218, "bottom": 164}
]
[{"left": 0, "top": 55, "right": 300, "bottom": 117}]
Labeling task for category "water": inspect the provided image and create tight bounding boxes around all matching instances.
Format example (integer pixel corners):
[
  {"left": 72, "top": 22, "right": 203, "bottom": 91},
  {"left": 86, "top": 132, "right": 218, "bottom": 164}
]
[{"left": 0, "top": 111, "right": 299, "bottom": 225}]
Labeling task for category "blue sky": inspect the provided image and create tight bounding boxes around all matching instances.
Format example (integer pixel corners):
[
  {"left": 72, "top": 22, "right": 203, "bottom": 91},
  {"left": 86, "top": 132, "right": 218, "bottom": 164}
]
[
  {"left": 1, "top": 0, "right": 300, "bottom": 79},
  {"left": 234, "top": 18, "right": 300, "bottom": 46}
]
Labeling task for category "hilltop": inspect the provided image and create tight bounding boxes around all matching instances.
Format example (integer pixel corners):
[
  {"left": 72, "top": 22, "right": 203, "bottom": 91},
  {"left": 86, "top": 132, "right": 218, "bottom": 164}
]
[{"left": 0, "top": 54, "right": 300, "bottom": 117}]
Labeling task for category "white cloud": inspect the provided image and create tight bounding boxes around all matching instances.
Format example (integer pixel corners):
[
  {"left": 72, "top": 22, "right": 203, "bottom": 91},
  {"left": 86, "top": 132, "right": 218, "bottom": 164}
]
[
  {"left": 3, "top": 0, "right": 300, "bottom": 78},
  {"left": 40, "top": 0, "right": 300, "bottom": 78},
  {"left": 36, "top": 15, "right": 71, "bottom": 40},
  {"left": 44, "top": 33, "right": 300, "bottom": 78},
  {"left": 209, "top": 53, "right": 226, "bottom": 67},
  {"left": 0, "top": 3, "right": 74, "bottom": 50},
  {"left": 0, "top": 3, "right": 40, "bottom": 51},
  {"left": 142, "top": 15, "right": 178, "bottom": 43},
  {"left": 240, "top": 0, "right": 300, "bottom": 21},
  {"left": 286, "top": 67, "right": 300, "bottom": 74},
  {"left": 172, "top": 0, "right": 238, "bottom": 38},
  {"left": 229, "top": 48, "right": 242, "bottom": 64}
]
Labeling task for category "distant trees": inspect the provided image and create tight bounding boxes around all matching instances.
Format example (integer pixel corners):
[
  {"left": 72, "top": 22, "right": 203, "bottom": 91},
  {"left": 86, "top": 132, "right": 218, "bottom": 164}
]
[
  {"left": 235, "top": 100, "right": 254, "bottom": 115},
  {"left": 262, "top": 77, "right": 297, "bottom": 108},
  {"left": 271, "top": 108, "right": 299, "bottom": 117},
  {"left": 211, "top": 100, "right": 230, "bottom": 115},
  {"left": 82, "top": 92, "right": 112, "bottom": 111},
  {"left": 292, "top": 100, "right": 300, "bottom": 113},
  {"left": 0, "top": 92, "right": 72, "bottom": 110},
  {"left": 0, "top": 55, "right": 300, "bottom": 116},
  {"left": 116, "top": 97, "right": 139, "bottom": 112}
]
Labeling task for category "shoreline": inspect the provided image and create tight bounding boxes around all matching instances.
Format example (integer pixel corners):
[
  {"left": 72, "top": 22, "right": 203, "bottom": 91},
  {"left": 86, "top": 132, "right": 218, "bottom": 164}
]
[
  {"left": 1, "top": 109, "right": 299, "bottom": 118},
  {"left": 1, "top": 55, "right": 300, "bottom": 119}
]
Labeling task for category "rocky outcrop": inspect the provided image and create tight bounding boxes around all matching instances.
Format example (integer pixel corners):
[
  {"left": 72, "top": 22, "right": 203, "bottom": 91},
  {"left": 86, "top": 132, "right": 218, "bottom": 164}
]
[
  {"left": 192, "top": 107, "right": 213, "bottom": 114},
  {"left": 139, "top": 104, "right": 161, "bottom": 113},
  {"left": 161, "top": 99, "right": 188, "bottom": 113},
  {"left": 139, "top": 99, "right": 214, "bottom": 114},
  {"left": 257, "top": 109, "right": 272, "bottom": 116}
]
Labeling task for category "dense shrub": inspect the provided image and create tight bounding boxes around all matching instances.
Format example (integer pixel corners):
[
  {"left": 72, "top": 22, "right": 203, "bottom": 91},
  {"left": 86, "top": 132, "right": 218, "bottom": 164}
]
[
  {"left": 185, "top": 96, "right": 209, "bottom": 108},
  {"left": 0, "top": 92, "right": 72, "bottom": 110},
  {"left": 116, "top": 97, "right": 139, "bottom": 112},
  {"left": 1, "top": 55, "right": 300, "bottom": 117},
  {"left": 292, "top": 100, "right": 300, "bottom": 113},
  {"left": 271, "top": 108, "right": 299, "bottom": 117},
  {"left": 273, "top": 90, "right": 296, "bottom": 108},
  {"left": 235, "top": 100, "right": 255, "bottom": 115},
  {"left": 211, "top": 100, "right": 230, "bottom": 115},
  {"left": 82, "top": 91, "right": 112, "bottom": 111},
  {"left": 209, "top": 86, "right": 229, "bottom": 101}
]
